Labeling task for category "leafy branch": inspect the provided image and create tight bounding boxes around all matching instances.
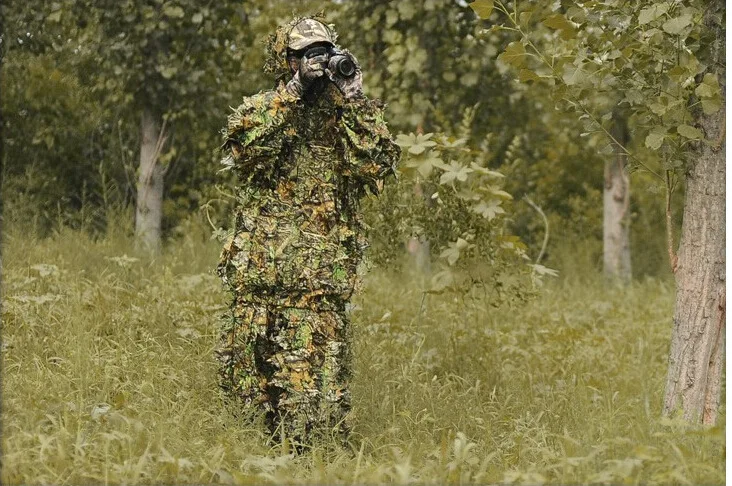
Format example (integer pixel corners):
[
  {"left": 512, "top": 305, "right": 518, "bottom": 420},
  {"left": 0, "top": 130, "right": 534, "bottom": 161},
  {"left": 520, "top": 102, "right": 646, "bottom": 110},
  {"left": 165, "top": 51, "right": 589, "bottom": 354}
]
[{"left": 493, "top": 0, "right": 664, "bottom": 181}]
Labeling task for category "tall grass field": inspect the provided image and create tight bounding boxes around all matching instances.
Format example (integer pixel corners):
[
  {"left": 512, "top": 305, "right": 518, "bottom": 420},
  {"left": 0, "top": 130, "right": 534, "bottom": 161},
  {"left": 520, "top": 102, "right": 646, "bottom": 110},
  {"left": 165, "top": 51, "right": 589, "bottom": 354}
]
[{"left": 2, "top": 222, "right": 724, "bottom": 484}]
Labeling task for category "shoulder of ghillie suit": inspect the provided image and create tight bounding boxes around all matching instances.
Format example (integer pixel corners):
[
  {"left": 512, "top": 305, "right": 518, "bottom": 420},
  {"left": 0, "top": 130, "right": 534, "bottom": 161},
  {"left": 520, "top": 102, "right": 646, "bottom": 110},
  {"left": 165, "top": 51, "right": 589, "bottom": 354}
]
[
  {"left": 218, "top": 83, "right": 300, "bottom": 172},
  {"left": 262, "top": 13, "right": 339, "bottom": 84},
  {"left": 223, "top": 83, "right": 297, "bottom": 137}
]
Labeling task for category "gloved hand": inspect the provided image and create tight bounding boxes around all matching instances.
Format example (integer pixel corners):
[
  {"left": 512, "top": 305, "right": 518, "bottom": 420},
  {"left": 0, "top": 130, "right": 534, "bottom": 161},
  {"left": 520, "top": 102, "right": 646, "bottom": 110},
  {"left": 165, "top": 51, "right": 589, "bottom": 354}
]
[
  {"left": 285, "top": 53, "right": 328, "bottom": 98},
  {"left": 326, "top": 50, "right": 364, "bottom": 101}
]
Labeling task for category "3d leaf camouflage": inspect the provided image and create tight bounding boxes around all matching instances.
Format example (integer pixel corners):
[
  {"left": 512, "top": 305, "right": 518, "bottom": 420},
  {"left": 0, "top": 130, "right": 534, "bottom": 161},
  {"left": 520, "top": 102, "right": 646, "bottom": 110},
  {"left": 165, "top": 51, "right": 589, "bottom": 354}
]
[{"left": 216, "top": 17, "right": 400, "bottom": 445}]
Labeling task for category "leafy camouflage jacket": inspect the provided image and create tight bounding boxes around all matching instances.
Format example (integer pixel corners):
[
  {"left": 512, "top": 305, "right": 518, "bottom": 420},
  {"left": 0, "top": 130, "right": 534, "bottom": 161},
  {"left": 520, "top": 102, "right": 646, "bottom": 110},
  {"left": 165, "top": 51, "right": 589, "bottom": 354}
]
[{"left": 218, "top": 81, "right": 400, "bottom": 310}]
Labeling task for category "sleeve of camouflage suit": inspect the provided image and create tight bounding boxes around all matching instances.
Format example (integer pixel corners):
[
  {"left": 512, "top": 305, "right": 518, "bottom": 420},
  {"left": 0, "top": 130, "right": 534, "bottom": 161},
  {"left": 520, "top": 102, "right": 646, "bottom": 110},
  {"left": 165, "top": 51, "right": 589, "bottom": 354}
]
[
  {"left": 221, "top": 84, "right": 299, "bottom": 179},
  {"left": 338, "top": 99, "right": 401, "bottom": 194}
]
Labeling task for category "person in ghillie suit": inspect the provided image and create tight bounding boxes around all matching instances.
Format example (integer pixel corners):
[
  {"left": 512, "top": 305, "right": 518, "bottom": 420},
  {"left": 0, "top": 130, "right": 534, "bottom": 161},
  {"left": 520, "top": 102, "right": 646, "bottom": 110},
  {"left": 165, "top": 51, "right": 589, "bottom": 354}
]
[{"left": 216, "top": 16, "right": 400, "bottom": 446}]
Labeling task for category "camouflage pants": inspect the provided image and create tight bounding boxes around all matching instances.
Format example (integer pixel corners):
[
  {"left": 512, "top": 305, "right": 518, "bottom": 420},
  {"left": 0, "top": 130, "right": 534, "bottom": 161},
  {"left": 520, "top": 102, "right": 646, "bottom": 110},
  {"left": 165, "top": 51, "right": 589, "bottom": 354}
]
[{"left": 217, "top": 297, "right": 351, "bottom": 443}]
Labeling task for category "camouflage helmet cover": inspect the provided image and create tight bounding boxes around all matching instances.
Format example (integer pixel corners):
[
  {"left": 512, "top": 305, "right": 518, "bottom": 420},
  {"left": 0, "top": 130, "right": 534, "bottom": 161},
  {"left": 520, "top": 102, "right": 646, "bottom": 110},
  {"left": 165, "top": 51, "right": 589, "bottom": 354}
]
[
  {"left": 287, "top": 18, "right": 335, "bottom": 50},
  {"left": 263, "top": 15, "right": 339, "bottom": 80}
]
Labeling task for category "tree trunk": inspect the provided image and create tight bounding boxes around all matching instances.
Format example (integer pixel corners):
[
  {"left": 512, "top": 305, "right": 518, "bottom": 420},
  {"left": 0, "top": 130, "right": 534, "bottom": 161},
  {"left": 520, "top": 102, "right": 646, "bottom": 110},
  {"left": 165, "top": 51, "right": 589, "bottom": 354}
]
[
  {"left": 407, "top": 181, "right": 432, "bottom": 274},
  {"left": 135, "top": 109, "right": 165, "bottom": 253},
  {"left": 603, "top": 116, "right": 631, "bottom": 283},
  {"left": 662, "top": 23, "right": 725, "bottom": 425}
]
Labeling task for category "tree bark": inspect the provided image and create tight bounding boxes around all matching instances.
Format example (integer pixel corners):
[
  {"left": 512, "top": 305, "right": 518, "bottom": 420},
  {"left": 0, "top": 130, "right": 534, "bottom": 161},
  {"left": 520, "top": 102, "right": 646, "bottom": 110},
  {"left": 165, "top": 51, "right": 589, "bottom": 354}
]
[
  {"left": 662, "top": 7, "right": 725, "bottom": 424},
  {"left": 603, "top": 115, "right": 631, "bottom": 283},
  {"left": 135, "top": 109, "right": 165, "bottom": 253}
]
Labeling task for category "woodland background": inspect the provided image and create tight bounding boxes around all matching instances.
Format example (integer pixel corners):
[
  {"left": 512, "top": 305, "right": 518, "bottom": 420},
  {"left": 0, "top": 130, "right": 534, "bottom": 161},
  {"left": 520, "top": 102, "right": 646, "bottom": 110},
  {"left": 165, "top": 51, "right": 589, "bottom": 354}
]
[{"left": 1, "top": 0, "right": 726, "bottom": 484}]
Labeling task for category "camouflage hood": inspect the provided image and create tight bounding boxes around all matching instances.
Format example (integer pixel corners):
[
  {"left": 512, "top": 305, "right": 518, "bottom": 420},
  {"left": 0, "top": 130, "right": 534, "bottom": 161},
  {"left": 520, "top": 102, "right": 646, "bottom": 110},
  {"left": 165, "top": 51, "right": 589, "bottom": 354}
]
[{"left": 263, "top": 15, "right": 338, "bottom": 83}]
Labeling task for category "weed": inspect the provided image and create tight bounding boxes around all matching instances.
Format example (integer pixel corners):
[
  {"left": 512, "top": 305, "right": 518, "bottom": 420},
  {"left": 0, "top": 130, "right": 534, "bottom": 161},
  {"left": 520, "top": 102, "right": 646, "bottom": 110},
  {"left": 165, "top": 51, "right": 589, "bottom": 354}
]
[{"left": 2, "top": 223, "right": 724, "bottom": 484}]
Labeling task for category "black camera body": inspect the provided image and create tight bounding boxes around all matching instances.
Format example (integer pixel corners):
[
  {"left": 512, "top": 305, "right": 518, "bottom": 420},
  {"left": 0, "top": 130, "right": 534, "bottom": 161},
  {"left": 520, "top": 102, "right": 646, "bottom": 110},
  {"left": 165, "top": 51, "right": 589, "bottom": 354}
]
[{"left": 303, "top": 46, "right": 356, "bottom": 79}]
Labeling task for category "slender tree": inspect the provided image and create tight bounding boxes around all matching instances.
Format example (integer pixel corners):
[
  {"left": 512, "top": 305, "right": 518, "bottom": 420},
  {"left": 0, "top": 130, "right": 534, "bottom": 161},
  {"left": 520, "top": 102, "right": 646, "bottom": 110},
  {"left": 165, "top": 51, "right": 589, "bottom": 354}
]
[
  {"left": 604, "top": 112, "right": 631, "bottom": 282},
  {"left": 88, "top": 0, "right": 249, "bottom": 251}
]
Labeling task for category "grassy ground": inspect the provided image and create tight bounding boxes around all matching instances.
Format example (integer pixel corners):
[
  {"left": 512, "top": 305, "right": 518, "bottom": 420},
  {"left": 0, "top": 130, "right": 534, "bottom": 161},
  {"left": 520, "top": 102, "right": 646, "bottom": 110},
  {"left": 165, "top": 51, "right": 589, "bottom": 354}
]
[{"left": 1, "top": 223, "right": 724, "bottom": 484}]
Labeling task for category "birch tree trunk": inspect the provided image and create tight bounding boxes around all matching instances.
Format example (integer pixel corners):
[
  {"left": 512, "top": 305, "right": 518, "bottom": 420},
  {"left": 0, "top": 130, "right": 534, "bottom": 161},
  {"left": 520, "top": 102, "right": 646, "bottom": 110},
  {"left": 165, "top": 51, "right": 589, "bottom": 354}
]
[
  {"left": 407, "top": 181, "right": 432, "bottom": 274},
  {"left": 603, "top": 115, "right": 631, "bottom": 283},
  {"left": 135, "top": 109, "right": 165, "bottom": 253},
  {"left": 662, "top": 7, "right": 725, "bottom": 424}
]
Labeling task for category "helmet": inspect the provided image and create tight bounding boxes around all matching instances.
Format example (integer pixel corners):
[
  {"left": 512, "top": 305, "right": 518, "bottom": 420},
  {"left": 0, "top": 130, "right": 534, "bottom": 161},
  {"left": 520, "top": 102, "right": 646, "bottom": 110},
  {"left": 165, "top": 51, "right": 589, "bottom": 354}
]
[
  {"left": 264, "top": 17, "right": 339, "bottom": 79},
  {"left": 287, "top": 19, "right": 335, "bottom": 51}
]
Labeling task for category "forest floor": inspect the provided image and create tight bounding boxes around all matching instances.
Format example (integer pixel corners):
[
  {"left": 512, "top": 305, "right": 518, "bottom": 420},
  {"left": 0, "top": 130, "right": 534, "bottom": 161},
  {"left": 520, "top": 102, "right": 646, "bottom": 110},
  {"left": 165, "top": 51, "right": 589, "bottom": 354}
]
[{"left": 2, "top": 224, "right": 725, "bottom": 485}]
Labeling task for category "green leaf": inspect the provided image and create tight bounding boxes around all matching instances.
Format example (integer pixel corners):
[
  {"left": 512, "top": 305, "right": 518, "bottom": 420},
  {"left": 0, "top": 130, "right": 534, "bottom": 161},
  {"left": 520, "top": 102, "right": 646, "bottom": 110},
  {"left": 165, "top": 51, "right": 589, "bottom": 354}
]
[
  {"left": 397, "top": 1, "right": 416, "bottom": 20},
  {"left": 662, "top": 14, "right": 692, "bottom": 35},
  {"left": 542, "top": 14, "right": 576, "bottom": 39},
  {"left": 638, "top": 3, "right": 669, "bottom": 25},
  {"left": 566, "top": 7, "right": 586, "bottom": 23},
  {"left": 191, "top": 12, "right": 203, "bottom": 24},
  {"left": 695, "top": 73, "right": 720, "bottom": 98},
  {"left": 562, "top": 64, "right": 586, "bottom": 86},
  {"left": 470, "top": 162, "right": 504, "bottom": 178},
  {"left": 485, "top": 186, "right": 513, "bottom": 200},
  {"left": 472, "top": 199, "right": 505, "bottom": 220},
  {"left": 624, "top": 90, "right": 645, "bottom": 105},
  {"left": 406, "top": 150, "right": 442, "bottom": 178},
  {"left": 404, "top": 55, "right": 423, "bottom": 74},
  {"left": 695, "top": 84, "right": 714, "bottom": 98},
  {"left": 645, "top": 131, "right": 665, "bottom": 150},
  {"left": 442, "top": 71, "right": 457, "bottom": 82},
  {"left": 408, "top": 144, "right": 427, "bottom": 155},
  {"left": 163, "top": 5, "right": 185, "bottom": 18},
  {"left": 385, "top": 9, "right": 399, "bottom": 27},
  {"left": 439, "top": 160, "right": 474, "bottom": 184},
  {"left": 469, "top": 0, "right": 494, "bottom": 19},
  {"left": 518, "top": 69, "right": 541, "bottom": 82},
  {"left": 159, "top": 65, "right": 178, "bottom": 79},
  {"left": 667, "top": 65, "right": 689, "bottom": 83},
  {"left": 440, "top": 239, "right": 469, "bottom": 265},
  {"left": 47, "top": 10, "right": 62, "bottom": 22},
  {"left": 649, "top": 102, "right": 666, "bottom": 116},
  {"left": 677, "top": 124, "right": 702, "bottom": 140},
  {"left": 460, "top": 72, "right": 480, "bottom": 87},
  {"left": 519, "top": 11, "right": 533, "bottom": 28},
  {"left": 497, "top": 41, "right": 526, "bottom": 68},
  {"left": 407, "top": 133, "right": 438, "bottom": 155},
  {"left": 701, "top": 98, "right": 722, "bottom": 115},
  {"left": 396, "top": 133, "right": 417, "bottom": 149},
  {"left": 543, "top": 14, "right": 572, "bottom": 30}
]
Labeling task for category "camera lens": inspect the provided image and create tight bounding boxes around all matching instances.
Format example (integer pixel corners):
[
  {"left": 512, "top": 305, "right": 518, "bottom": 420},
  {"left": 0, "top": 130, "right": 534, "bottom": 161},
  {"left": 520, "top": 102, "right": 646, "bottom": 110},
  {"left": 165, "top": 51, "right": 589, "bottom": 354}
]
[{"left": 336, "top": 58, "right": 356, "bottom": 78}]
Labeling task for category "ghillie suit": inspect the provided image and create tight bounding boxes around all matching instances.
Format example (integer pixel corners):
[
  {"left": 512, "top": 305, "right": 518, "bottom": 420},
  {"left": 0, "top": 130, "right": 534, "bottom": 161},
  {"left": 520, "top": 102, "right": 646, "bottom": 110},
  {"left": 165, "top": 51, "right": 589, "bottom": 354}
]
[{"left": 216, "top": 17, "right": 400, "bottom": 445}]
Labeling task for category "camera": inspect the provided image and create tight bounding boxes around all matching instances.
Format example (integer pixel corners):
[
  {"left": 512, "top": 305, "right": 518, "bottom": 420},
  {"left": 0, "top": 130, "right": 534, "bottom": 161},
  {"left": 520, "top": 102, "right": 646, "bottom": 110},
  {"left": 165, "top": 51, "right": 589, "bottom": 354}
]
[{"left": 303, "top": 46, "right": 356, "bottom": 79}]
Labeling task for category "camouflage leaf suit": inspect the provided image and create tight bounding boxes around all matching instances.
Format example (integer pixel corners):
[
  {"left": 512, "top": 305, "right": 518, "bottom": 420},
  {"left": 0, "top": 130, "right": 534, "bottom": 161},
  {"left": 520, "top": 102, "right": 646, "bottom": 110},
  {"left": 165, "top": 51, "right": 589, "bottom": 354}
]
[{"left": 216, "top": 17, "right": 400, "bottom": 444}]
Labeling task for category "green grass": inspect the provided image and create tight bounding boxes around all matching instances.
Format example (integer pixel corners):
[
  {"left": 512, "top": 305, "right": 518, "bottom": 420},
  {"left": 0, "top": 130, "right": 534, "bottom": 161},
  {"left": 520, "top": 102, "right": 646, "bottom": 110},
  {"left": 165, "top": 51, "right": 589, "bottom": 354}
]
[{"left": 2, "top": 222, "right": 724, "bottom": 484}]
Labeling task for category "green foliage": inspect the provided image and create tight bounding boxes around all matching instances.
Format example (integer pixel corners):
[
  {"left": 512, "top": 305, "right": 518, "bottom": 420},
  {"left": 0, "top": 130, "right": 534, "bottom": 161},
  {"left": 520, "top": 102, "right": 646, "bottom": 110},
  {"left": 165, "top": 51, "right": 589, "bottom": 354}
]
[
  {"left": 0, "top": 5, "right": 721, "bottom": 483},
  {"left": 2, "top": 224, "right": 724, "bottom": 484},
  {"left": 84, "top": 0, "right": 256, "bottom": 234},
  {"left": 1, "top": 51, "right": 128, "bottom": 234},
  {"left": 78, "top": 0, "right": 250, "bottom": 120},
  {"left": 488, "top": 0, "right": 722, "bottom": 182},
  {"left": 2, "top": 0, "right": 674, "bottom": 275},
  {"left": 364, "top": 105, "right": 539, "bottom": 299},
  {"left": 468, "top": 0, "right": 723, "bottom": 276},
  {"left": 2, "top": 0, "right": 267, "bottom": 235},
  {"left": 469, "top": 0, "right": 494, "bottom": 19},
  {"left": 335, "top": 0, "right": 518, "bottom": 143}
]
